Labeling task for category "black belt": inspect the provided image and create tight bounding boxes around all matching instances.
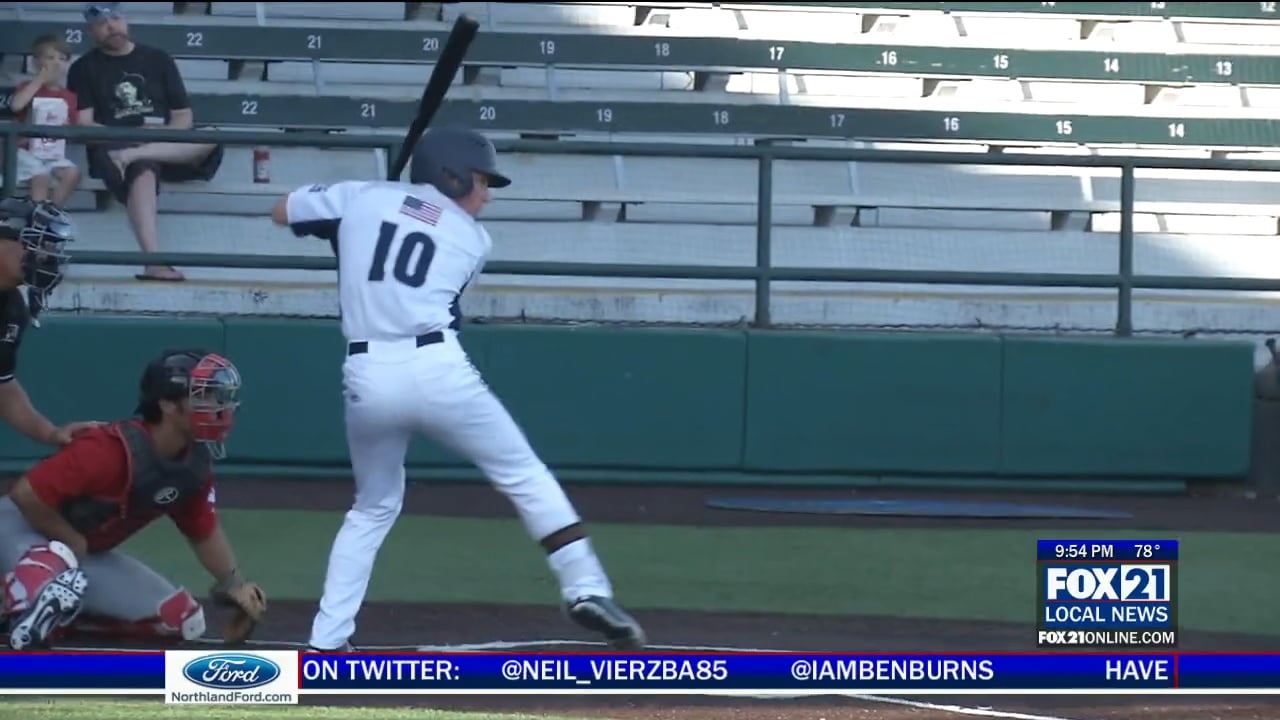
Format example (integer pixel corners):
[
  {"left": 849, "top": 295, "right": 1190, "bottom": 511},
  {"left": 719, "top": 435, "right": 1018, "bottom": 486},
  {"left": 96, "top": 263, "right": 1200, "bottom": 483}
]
[{"left": 347, "top": 331, "right": 444, "bottom": 356}]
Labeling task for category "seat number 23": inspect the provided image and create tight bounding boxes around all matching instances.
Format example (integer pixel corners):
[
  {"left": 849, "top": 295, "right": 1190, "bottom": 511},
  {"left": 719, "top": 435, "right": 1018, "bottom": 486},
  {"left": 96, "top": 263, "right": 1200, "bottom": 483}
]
[{"left": 368, "top": 221, "right": 435, "bottom": 288}]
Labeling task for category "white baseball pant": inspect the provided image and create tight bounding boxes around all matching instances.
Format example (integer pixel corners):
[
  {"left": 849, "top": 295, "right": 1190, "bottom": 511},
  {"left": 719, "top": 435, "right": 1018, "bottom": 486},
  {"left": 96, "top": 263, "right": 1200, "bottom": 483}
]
[{"left": 308, "top": 330, "right": 614, "bottom": 650}]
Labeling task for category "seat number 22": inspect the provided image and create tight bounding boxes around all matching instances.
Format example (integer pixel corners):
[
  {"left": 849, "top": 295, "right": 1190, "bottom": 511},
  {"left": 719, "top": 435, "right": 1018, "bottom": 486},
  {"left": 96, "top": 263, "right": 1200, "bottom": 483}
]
[{"left": 368, "top": 221, "right": 435, "bottom": 287}]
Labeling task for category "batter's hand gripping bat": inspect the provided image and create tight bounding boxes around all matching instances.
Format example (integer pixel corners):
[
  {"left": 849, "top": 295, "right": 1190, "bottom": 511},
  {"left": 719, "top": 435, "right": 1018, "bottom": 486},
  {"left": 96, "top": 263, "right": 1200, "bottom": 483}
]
[
  {"left": 387, "top": 14, "right": 481, "bottom": 182},
  {"left": 325, "top": 14, "right": 479, "bottom": 258}
]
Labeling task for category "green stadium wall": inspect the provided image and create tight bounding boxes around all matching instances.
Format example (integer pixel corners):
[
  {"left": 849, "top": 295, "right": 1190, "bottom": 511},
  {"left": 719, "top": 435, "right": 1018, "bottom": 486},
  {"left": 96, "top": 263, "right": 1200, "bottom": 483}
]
[{"left": 0, "top": 316, "right": 1255, "bottom": 487}]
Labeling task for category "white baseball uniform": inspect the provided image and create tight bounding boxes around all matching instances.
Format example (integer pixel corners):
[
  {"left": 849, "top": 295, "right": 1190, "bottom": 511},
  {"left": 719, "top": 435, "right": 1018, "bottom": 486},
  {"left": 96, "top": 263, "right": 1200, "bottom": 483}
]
[{"left": 282, "top": 180, "right": 614, "bottom": 651}]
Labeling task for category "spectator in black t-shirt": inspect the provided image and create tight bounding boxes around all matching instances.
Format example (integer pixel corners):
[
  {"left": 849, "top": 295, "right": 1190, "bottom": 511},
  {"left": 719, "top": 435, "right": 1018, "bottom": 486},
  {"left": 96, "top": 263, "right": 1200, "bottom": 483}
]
[{"left": 67, "top": 2, "right": 224, "bottom": 282}]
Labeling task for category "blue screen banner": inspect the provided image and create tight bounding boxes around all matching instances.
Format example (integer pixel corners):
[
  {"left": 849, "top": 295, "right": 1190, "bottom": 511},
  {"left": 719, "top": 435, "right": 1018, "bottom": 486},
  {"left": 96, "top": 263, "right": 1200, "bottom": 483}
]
[
  {"left": 294, "top": 652, "right": 1280, "bottom": 693},
  {"left": 5, "top": 651, "right": 1280, "bottom": 695},
  {"left": 298, "top": 652, "right": 1166, "bottom": 691},
  {"left": 0, "top": 651, "right": 164, "bottom": 689}
]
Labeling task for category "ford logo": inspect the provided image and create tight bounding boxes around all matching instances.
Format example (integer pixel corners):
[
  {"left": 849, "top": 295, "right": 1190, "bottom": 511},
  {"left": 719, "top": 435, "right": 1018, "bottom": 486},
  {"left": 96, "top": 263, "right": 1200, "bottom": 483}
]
[{"left": 182, "top": 653, "right": 280, "bottom": 690}]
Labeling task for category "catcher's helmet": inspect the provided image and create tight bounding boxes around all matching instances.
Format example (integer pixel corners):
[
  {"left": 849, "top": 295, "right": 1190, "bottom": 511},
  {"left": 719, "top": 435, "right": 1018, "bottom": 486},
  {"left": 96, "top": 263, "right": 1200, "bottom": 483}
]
[
  {"left": 408, "top": 126, "right": 511, "bottom": 199},
  {"left": 136, "top": 348, "right": 242, "bottom": 460}
]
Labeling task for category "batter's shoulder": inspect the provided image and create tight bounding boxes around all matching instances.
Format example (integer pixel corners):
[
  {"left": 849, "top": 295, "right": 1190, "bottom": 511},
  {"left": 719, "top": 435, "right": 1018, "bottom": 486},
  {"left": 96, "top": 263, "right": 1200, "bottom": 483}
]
[
  {"left": 472, "top": 223, "right": 495, "bottom": 254},
  {"left": 360, "top": 180, "right": 413, "bottom": 196}
]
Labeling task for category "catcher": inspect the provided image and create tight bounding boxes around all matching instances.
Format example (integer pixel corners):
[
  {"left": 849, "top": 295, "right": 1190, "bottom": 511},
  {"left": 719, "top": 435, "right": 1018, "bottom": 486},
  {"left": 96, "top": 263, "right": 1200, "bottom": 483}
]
[{"left": 0, "top": 347, "right": 267, "bottom": 649}]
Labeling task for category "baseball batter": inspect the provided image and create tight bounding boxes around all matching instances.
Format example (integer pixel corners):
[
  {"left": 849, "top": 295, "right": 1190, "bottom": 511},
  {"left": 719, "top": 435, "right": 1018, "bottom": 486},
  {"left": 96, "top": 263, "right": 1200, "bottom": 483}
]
[
  {"left": 271, "top": 126, "right": 646, "bottom": 653},
  {"left": 0, "top": 348, "right": 268, "bottom": 649}
]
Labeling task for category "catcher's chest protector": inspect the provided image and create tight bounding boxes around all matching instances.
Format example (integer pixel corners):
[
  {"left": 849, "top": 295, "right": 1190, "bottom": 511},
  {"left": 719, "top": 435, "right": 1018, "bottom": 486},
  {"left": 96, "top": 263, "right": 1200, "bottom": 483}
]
[{"left": 60, "top": 422, "right": 212, "bottom": 534}]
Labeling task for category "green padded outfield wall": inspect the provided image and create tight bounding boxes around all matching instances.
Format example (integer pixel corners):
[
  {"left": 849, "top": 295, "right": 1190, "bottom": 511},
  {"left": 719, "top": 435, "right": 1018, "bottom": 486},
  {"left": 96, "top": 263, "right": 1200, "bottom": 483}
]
[
  {"left": 999, "top": 335, "right": 1255, "bottom": 477},
  {"left": 480, "top": 325, "right": 746, "bottom": 469},
  {"left": 742, "top": 331, "right": 1003, "bottom": 474},
  {"left": 0, "top": 316, "right": 1255, "bottom": 481}
]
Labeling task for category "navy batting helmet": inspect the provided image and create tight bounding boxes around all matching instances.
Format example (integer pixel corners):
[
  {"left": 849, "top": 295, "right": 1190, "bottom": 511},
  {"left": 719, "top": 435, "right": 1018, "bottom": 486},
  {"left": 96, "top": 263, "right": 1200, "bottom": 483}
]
[{"left": 408, "top": 126, "right": 511, "bottom": 199}]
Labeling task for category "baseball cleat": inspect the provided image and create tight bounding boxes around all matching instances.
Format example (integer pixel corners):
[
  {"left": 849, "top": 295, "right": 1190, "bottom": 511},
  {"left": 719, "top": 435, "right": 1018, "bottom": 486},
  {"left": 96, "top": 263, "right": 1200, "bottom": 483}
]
[
  {"left": 8, "top": 568, "right": 89, "bottom": 651},
  {"left": 567, "top": 596, "right": 646, "bottom": 651}
]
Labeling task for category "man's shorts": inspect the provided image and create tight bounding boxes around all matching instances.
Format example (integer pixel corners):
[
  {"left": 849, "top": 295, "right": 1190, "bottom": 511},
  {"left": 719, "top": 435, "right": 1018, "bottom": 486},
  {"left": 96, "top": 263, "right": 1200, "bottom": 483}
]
[
  {"left": 86, "top": 142, "right": 224, "bottom": 205},
  {"left": 15, "top": 149, "right": 76, "bottom": 184}
]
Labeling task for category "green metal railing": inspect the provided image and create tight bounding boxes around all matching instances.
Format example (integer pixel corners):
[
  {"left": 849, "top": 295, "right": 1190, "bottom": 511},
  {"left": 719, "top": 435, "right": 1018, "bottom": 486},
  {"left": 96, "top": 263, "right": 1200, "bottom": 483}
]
[{"left": 6, "top": 122, "right": 1280, "bottom": 333}]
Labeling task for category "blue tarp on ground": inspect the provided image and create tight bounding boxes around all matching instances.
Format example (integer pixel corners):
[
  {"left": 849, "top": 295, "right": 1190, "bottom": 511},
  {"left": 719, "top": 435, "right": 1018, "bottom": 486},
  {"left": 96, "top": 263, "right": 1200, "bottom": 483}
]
[{"left": 706, "top": 497, "right": 1134, "bottom": 520}]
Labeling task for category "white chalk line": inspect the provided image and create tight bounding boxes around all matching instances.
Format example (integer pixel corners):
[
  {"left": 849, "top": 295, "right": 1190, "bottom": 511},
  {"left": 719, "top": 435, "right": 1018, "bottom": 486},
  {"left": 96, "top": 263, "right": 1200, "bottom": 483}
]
[
  {"left": 60, "top": 636, "right": 1086, "bottom": 720},
  {"left": 837, "top": 695, "right": 1080, "bottom": 720}
]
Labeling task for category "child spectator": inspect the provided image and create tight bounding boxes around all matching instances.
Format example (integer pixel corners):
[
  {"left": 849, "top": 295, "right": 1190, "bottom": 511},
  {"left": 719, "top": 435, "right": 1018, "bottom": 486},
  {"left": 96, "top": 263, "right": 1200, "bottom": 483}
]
[{"left": 8, "top": 35, "right": 83, "bottom": 208}]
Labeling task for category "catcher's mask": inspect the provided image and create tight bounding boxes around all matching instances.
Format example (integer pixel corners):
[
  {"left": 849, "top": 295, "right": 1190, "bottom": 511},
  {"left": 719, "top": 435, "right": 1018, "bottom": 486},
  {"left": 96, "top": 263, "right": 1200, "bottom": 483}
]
[
  {"left": 136, "top": 349, "right": 242, "bottom": 460},
  {"left": 16, "top": 202, "right": 74, "bottom": 306}
]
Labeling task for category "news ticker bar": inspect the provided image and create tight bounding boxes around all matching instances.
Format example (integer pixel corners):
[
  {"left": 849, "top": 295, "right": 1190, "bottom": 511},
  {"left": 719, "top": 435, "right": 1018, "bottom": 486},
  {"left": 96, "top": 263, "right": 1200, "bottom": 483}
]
[{"left": 7, "top": 652, "right": 1280, "bottom": 693}]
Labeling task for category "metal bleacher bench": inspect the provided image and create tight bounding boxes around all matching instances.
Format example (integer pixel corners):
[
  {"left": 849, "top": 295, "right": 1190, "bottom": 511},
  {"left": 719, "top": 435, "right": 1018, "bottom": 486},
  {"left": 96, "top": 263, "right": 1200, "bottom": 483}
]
[
  {"left": 4, "top": 13, "right": 1280, "bottom": 86},
  {"left": 4, "top": 88, "right": 1279, "bottom": 149},
  {"left": 41, "top": 143, "right": 1280, "bottom": 228},
  {"left": 3, "top": 6, "right": 1280, "bottom": 148},
  {"left": 818, "top": 2, "right": 1280, "bottom": 22}
]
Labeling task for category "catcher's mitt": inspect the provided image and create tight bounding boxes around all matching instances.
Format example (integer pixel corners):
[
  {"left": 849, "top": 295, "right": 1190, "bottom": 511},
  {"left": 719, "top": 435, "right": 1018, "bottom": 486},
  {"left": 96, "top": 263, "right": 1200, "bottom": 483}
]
[{"left": 211, "top": 572, "right": 268, "bottom": 645}]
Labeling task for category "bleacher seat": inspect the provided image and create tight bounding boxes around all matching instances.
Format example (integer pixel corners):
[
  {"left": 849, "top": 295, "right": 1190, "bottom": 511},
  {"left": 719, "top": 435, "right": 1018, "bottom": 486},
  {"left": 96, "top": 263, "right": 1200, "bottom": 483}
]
[
  {"left": 175, "top": 59, "right": 231, "bottom": 82},
  {"left": 732, "top": 8, "right": 864, "bottom": 40},
  {"left": 3, "top": 1, "right": 1280, "bottom": 338},
  {"left": 1243, "top": 86, "right": 1280, "bottom": 108},
  {"left": 0, "top": 2, "right": 171, "bottom": 15},
  {"left": 209, "top": 2, "right": 405, "bottom": 21},
  {"left": 444, "top": 2, "right": 637, "bottom": 28}
]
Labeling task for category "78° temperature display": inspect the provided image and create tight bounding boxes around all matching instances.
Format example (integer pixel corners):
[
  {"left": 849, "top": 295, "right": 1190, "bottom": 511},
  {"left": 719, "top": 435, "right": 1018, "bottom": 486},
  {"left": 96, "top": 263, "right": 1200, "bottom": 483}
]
[{"left": 1037, "top": 540, "right": 1179, "bottom": 562}]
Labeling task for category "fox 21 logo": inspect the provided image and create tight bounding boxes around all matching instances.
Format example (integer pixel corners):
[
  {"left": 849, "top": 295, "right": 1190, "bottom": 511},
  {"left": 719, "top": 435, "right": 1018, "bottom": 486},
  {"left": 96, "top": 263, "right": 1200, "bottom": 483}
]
[{"left": 1046, "top": 565, "right": 1172, "bottom": 602}]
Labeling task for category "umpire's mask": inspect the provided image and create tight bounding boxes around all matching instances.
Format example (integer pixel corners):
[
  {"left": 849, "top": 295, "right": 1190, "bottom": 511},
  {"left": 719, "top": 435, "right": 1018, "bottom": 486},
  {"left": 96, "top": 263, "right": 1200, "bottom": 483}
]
[{"left": 20, "top": 202, "right": 74, "bottom": 306}]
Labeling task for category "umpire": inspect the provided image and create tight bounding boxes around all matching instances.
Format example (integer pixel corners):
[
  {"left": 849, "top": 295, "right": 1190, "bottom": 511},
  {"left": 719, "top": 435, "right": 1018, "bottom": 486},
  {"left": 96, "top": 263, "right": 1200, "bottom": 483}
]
[{"left": 0, "top": 200, "right": 100, "bottom": 446}]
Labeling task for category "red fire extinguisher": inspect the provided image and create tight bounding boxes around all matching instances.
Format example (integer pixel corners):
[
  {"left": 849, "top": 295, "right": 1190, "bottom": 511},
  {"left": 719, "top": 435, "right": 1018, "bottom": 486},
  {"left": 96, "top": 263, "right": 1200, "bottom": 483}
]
[{"left": 253, "top": 146, "right": 270, "bottom": 184}]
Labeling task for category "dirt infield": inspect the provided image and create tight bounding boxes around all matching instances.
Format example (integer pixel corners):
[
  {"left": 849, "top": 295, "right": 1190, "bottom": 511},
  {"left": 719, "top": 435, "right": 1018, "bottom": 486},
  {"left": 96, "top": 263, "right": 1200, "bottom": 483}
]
[
  {"left": 219, "top": 477, "right": 1280, "bottom": 533},
  {"left": 201, "top": 477, "right": 1280, "bottom": 719}
]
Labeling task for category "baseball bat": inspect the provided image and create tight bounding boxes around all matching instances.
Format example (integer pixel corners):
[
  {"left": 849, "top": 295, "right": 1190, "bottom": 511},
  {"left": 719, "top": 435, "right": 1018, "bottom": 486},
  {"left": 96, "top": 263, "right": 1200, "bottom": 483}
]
[
  {"left": 387, "top": 14, "right": 480, "bottom": 182},
  {"left": 326, "top": 15, "right": 478, "bottom": 258}
]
